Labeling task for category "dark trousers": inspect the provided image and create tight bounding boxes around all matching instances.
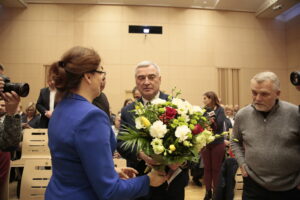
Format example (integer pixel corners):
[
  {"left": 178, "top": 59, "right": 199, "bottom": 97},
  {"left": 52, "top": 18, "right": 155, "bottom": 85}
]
[
  {"left": 201, "top": 142, "right": 225, "bottom": 191},
  {"left": 243, "top": 176, "right": 300, "bottom": 200},
  {"left": 0, "top": 152, "right": 11, "bottom": 189}
]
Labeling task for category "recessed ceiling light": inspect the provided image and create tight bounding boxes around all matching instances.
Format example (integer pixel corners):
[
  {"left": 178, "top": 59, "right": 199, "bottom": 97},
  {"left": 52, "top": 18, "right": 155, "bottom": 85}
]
[
  {"left": 273, "top": 4, "right": 283, "bottom": 10},
  {"left": 143, "top": 28, "right": 150, "bottom": 34}
]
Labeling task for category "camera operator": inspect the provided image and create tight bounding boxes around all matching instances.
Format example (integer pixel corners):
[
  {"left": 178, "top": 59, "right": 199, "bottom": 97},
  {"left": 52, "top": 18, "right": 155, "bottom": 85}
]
[
  {"left": 290, "top": 71, "right": 300, "bottom": 92},
  {"left": 0, "top": 77, "right": 22, "bottom": 151},
  {"left": 0, "top": 76, "right": 22, "bottom": 197}
]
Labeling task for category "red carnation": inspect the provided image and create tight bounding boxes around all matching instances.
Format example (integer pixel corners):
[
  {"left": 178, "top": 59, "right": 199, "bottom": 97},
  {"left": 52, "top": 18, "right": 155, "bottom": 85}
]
[
  {"left": 159, "top": 107, "right": 177, "bottom": 124},
  {"left": 192, "top": 124, "right": 204, "bottom": 135},
  {"left": 165, "top": 107, "right": 177, "bottom": 119}
]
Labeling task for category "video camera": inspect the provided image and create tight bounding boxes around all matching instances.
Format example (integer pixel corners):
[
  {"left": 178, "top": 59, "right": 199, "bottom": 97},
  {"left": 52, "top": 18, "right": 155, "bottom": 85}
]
[
  {"left": 0, "top": 74, "right": 30, "bottom": 97},
  {"left": 290, "top": 71, "right": 300, "bottom": 86}
]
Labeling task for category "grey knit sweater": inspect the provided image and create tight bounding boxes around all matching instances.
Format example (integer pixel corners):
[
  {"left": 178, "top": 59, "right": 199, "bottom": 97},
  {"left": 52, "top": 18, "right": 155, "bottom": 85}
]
[{"left": 231, "top": 100, "right": 300, "bottom": 191}]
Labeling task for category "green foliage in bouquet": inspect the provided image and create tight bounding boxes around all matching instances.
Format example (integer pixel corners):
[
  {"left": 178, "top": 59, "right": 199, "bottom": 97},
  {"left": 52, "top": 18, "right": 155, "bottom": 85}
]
[{"left": 118, "top": 89, "right": 216, "bottom": 166}]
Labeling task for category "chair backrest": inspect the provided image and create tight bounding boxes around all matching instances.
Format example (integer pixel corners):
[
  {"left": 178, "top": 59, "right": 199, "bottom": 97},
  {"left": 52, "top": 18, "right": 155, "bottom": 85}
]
[
  {"left": 21, "top": 129, "right": 50, "bottom": 159},
  {"left": 234, "top": 168, "right": 243, "bottom": 199},
  {"left": 20, "top": 159, "right": 52, "bottom": 200}
]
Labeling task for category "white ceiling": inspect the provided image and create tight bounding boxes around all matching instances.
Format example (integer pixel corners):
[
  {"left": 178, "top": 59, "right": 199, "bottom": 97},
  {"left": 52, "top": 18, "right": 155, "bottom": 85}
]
[
  {"left": 22, "top": 0, "right": 267, "bottom": 13},
  {"left": 1, "top": 0, "right": 299, "bottom": 20}
]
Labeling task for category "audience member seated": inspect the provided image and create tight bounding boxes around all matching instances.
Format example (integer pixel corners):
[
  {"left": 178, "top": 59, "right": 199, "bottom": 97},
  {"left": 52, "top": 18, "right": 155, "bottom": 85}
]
[
  {"left": 123, "top": 98, "right": 134, "bottom": 108},
  {"left": 233, "top": 104, "right": 239, "bottom": 116},
  {"left": 22, "top": 102, "right": 41, "bottom": 129},
  {"left": 224, "top": 105, "right": 234, "bottom": 127},
  {"left": 112, "top": 113, "right": 121, "bottom": 138},
  {"left": 132, "top": 86, "right": 142, "bottom": 100}
]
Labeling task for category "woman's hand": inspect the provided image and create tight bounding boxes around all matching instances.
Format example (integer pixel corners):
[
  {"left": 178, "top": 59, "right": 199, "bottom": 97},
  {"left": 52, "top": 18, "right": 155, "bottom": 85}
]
[{"left": 115, "top": 167, "right": 138, "bottom": 179}]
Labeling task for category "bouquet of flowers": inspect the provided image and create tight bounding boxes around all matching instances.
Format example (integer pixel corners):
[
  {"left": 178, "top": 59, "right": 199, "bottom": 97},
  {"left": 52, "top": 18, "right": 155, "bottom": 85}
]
[{"left": 118, "top": 90, "right": 215, "bottom": 171}]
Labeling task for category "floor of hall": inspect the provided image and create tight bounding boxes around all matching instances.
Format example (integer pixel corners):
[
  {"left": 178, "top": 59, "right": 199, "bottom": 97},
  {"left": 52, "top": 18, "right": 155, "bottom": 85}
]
[{"left": 9, "top": 178, "right": 242, "bottom": 200}]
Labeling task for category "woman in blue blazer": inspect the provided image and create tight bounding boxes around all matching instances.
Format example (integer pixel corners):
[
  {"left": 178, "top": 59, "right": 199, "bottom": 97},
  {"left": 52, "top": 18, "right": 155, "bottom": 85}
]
[{"left": 45, "top": 46, "right": 166, "bottom": 200}]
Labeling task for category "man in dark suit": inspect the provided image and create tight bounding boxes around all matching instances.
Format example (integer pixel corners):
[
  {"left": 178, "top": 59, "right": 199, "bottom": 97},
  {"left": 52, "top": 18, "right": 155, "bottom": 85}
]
[
  {"left": 92, "top": 69, "right": 111, "bottom": 118},
  {"left": 36, "top": 77, "right": 56, "bottom": 128},
  {"left": 117, "top": 61, "right": 189, "bottom": 200}
]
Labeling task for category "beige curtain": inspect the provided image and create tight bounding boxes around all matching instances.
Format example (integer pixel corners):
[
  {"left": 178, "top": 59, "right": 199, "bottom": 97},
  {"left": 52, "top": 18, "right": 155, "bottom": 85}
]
[
  {"left": 44, "top": 65, "right": 50, "bottom": 87},
  {"left": 217, "top": 68, "right": 240, "bottom": 106}
]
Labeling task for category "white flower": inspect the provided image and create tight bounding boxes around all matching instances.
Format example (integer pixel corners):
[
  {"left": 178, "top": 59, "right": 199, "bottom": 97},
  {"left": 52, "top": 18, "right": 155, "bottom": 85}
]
[
  {"left": 172, "top": 98, "right": 191, "bottom": 115},
  {"left": 151, "top": 138, "right": 165, "bottom": 154},
  {"left": 153, "top": 145, "right": 165, "bottom": 155},
  {"left": 151, "top": 138, "right": 163, "bottom": 146},
  {"left": 180, "top": 114, "right": 190, "bottom": 122},
  {"left": 151, "top": 98, "right": 166, "bottom": 105},
  {"left": 189, "top": 105, "right": 204, "bottom": 115},
  {"left": 135, "top": 117, "right": 146, "bottom": 129},
  {"left": 175, "top": 125, "right": 191, "bottom": 142},
  {"left": 149, "top": 121, "right": 168, "bottom": 138}
]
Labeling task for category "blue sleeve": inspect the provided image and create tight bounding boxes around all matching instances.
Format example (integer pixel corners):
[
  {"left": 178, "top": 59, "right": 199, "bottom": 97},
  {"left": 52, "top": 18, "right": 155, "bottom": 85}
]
[{"left": 74, "top": 109, "right": 149, "bottom": 200}]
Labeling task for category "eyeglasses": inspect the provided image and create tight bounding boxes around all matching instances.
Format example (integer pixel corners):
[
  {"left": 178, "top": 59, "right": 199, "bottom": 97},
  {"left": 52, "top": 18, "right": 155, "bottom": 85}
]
[{"left": 93, "top": 70, "right": 106, "bottom": 75}]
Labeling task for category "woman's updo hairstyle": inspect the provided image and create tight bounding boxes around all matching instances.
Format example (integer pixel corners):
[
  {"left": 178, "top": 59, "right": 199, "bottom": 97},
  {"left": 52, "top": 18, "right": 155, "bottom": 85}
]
[{"left": 49, "top": 46, "right": 101, "bottom": 98}]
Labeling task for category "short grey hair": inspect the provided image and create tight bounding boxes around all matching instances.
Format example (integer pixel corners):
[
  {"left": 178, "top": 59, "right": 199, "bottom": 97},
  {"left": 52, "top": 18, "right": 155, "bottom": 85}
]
[
  {"left": 251, "top": 71, "right": 280, "bottom": 91},
  {"left": 135, "top": 61, "right": 161, "bottom": 76}
]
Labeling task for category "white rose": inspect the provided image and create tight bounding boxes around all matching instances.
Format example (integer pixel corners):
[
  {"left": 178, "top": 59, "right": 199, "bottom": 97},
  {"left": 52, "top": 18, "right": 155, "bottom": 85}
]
[
  {"left": 149, "top": 121, "right": 168, "bottom": 138},
  {"left": 151, "top": 98, "right": 166, "bottom": 105},
  {"left": 175, "top": 125, "right": 191, "bottom": 142}
]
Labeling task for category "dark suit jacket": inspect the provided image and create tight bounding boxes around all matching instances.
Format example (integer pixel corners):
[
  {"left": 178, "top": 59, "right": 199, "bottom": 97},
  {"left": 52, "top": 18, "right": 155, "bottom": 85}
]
[
  {"left": 36, "top": 87, "right": 52, "bottom": 128},
  {"left": 117, "top": 92, "right": 189, "bottom": 200}
]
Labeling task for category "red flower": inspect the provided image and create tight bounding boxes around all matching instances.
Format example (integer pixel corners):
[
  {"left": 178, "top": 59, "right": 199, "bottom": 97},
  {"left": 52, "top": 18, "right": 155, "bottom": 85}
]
[
  {"left": 165, "top": 107, "right": 177, "bottom": 119},
  {"left": 159, "top": 107, "right": 177, "bottom": 124},
  {"left": 192, "top": 124, "right": 204, "bottom": 135}
]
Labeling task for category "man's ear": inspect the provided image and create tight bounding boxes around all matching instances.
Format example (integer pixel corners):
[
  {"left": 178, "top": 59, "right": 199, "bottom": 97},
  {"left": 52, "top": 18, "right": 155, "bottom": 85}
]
[
  {"left": 276, "top": 90, "right": 281, "bottom": 97},
  {"left": 83, "top": 73, "right": 92, "bottom": 84}
]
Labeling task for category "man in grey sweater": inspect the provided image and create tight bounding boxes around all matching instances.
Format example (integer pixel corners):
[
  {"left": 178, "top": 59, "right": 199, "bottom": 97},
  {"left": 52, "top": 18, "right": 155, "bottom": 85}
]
[{"left": 231, "top": 71, "right": 300, "bottom": 200}]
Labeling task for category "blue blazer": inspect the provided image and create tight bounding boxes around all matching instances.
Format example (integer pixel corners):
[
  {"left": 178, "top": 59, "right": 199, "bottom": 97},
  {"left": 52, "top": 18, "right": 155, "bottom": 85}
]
[{"left": 45, "top": 94, "right": 149, "bottom": 200}]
